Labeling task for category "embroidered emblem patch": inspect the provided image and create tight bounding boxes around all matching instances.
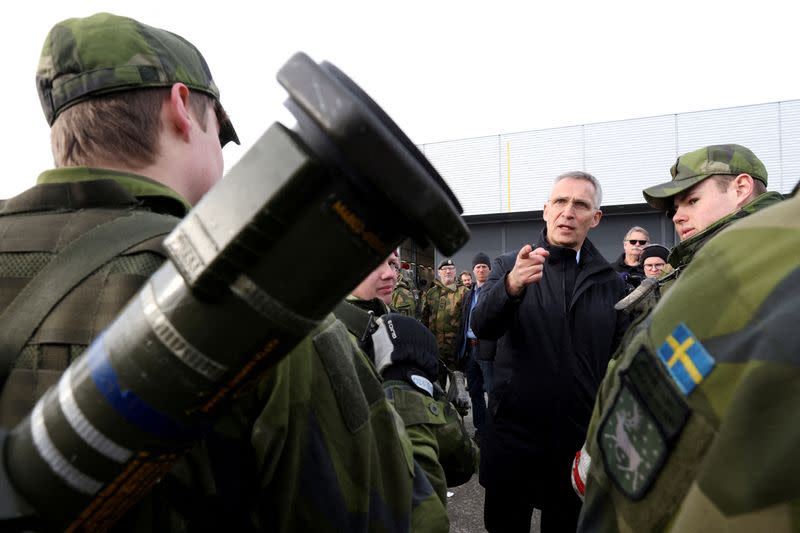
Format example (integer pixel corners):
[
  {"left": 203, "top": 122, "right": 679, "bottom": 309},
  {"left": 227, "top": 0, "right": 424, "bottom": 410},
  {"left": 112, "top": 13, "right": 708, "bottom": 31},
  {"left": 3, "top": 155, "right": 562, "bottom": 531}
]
[
  {"left": 599, "top": 349, "right": 690, "bottom": 500},
  {"left": 657, "top": 323, "right": 716, "bottom": 395},
  {"left": 599, "top": 379, "right": 666, "bottom": 499}
]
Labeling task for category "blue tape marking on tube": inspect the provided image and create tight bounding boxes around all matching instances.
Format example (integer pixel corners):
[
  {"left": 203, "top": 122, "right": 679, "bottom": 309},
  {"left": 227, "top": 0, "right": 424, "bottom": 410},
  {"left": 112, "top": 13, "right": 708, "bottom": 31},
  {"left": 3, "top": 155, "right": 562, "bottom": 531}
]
[{"left": 86, "top": 334, "right": 199, "bottom": 441}]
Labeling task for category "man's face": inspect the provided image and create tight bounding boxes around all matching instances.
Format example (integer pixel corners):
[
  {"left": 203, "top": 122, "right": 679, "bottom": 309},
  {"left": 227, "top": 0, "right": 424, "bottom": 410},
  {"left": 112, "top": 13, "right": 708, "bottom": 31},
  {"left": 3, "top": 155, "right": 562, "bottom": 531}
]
[
  {"left": 460, "top": 273, "right": 472, "bottom": 287},
  {"left": 672, "top": 178, "right": 740, "bottom": 241},
  {"left": 439, "top": 265, "right": 457, "bottom": 285},
  {"left": 543, "top": 178, "right": 602, "bottom": 249},
  {"left": 643, "top": 257, "right": 666, "bottom": 278},
  {"left": 352, "top": 252, "right": 399, "bottom": 304},
  {"left": 473, "top": 264, "right": 490, "bottom": 285},
  {"left": 623, "top": 231, "right": 649, "bottom": 263}
]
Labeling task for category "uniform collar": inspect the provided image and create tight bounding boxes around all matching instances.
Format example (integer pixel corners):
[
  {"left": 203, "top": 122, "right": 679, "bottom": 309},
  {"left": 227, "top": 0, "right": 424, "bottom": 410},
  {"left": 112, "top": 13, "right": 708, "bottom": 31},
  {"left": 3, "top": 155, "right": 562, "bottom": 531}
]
[{"left": 37, "top": 167, "right": 192, "bottom": 214}]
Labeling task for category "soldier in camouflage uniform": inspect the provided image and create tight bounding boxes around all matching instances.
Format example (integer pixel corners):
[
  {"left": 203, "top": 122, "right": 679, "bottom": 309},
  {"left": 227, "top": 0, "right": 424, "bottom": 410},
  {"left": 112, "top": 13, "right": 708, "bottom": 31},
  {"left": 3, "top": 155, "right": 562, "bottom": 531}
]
[
  {"left": 392, "top": 269, "right": 418, "bottom": 318},
  {"left": 216, "top": 250, "right": 454, "bottom": 531},
  {"left": 0, "top": 12, "right": 240, "bottom": 529},
  {"left": 1, "top": 14, "right": 454, "bottom": 532},
  {"left": 238, "top": 313, "right": 453, "bottom": 532},
  {"left": 336, "top": 253, "right": 478, "bottom": 505},
  {"left": 611, "top": 144, "right": 783, "bottom": 320},
  {"left": 576, "top": 146, "right": 794, "bottom": 531},
  {"left": 420, "top": 259, "right": 467, "bottom": 370}
]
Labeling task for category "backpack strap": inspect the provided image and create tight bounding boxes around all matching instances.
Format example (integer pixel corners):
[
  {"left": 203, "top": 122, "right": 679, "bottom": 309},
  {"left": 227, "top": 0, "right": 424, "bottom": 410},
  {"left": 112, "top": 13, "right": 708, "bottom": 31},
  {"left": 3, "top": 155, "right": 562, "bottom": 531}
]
[{"left": 0, "top": 212, "right": 178, "bottom": 388}]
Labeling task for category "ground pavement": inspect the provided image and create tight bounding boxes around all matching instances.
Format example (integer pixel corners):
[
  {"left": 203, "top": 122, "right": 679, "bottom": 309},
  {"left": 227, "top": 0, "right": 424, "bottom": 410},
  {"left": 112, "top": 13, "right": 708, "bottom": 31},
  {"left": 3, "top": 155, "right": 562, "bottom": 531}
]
[{"left": 446, "top": 405, "right": 541, "bottom": 533}]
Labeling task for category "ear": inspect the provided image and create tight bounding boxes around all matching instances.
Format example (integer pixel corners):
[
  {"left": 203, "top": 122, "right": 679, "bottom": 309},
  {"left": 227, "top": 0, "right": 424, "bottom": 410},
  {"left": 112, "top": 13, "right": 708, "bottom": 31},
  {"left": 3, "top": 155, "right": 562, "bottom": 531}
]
[
  {"left": 166, "top": 83, "right": 193, "bottom": 142},
  {"left": 589, "top": 209, "right": 603, "bottom": 229},
  {"left": 733, "top": 174, "right": 755, "bottom": 206}
]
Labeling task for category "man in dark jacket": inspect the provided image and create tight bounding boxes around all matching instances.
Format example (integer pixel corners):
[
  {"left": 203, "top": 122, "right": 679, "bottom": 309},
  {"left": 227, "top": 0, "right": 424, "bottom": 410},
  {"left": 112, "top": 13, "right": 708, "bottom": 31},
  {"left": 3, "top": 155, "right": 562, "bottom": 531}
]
[
  {"left": 472, "top": 170, "right": 629, "bottom": 532},
  {"left": 455, "top": 252, "right": 497, "bottom": 445},
  {"left": 611, "top": 226, "right": 649, "bottom": 288}
]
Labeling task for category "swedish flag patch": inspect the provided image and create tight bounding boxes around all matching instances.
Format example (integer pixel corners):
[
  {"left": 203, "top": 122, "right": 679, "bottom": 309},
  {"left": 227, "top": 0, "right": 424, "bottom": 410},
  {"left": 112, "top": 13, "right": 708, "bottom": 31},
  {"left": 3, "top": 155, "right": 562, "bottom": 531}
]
[{"left": 657, "top": 323, "right": 715, "bottom": 395}]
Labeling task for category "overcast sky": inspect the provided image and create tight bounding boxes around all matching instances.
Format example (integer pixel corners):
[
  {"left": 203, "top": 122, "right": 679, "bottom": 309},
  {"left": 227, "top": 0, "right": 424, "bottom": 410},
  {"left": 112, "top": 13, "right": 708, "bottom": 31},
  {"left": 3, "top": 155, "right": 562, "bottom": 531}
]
[{"left": 3, "top": 1, "right": 796, "bottom": 199}]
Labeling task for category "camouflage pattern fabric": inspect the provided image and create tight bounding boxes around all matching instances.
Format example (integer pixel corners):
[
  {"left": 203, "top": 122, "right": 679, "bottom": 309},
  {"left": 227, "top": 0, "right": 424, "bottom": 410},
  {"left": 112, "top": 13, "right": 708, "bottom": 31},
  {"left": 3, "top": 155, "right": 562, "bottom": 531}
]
[
  {"left": 420, "top": 280, "right": 466, "bottom": 366},
  {"left": 37, "top": 12, "right": 237, "bottom": 145},
  {"left": 644, "top": 144, "right": 768, "bottom": 211},
  {"left": 248, "top": 314, "right": 449, "bottom": 532},
  {"left": 384, "top": 379, "right": 479, "bottom": 496},
  {"left": 0, "top": 169, "right": 185, "bottom": 428},
  {"left": 391, "top": 278, "right": 417, "bottom": 318},
  {"left": 0, "top": 168, "right": 215, "bottom": 531},
  {"left": 578, "top": 194, "right": 799, "bottom": 532}
]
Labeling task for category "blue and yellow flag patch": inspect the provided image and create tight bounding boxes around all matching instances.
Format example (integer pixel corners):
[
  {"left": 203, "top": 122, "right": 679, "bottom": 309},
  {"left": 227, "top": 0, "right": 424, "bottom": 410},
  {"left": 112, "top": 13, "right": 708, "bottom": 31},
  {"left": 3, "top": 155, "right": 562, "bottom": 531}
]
[{"left": 657, "top": 323, "right": 715, "bottom": 395}]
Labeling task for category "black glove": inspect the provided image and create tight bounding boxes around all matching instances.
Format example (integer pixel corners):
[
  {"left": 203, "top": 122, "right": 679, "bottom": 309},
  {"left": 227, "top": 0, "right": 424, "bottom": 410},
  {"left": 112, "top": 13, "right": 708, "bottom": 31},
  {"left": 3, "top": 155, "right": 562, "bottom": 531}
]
[{"left": 372, "top": 313, "right": 440, "bottom": 395}]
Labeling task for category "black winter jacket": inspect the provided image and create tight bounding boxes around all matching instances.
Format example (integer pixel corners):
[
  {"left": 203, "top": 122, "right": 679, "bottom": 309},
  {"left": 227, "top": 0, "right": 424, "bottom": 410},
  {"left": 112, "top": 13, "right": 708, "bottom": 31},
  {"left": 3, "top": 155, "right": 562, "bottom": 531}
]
[
  {"left": 472, "top": 231, "right": 628, "bottom": 492},
  {"left": 611, "top": 252, "right": 645, "bottom": 288}
]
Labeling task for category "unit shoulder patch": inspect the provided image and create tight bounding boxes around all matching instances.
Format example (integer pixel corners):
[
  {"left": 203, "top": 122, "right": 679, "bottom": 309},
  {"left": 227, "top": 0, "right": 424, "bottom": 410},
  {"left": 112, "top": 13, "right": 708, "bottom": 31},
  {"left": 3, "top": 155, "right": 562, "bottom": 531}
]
[{"left": 599, "top": 349, "right": 690, "bottom": 500}]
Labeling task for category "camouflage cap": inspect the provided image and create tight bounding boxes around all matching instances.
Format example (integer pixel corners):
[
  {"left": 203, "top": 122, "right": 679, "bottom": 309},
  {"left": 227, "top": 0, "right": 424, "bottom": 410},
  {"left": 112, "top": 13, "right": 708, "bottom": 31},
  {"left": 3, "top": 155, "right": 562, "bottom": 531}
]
[
  {"left": 643, "top": 144, "right": 767, "bottom": 211},
  {"left": 36, "top": 12, "right": 239, "bottom": 146}
]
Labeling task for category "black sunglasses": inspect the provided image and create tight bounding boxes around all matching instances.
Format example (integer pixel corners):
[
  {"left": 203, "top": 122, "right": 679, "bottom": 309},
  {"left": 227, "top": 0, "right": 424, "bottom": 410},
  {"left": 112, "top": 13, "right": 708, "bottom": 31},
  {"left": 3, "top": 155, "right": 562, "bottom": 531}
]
[{"left": 627, "top": 240, "right": 648, "bottom": 246}]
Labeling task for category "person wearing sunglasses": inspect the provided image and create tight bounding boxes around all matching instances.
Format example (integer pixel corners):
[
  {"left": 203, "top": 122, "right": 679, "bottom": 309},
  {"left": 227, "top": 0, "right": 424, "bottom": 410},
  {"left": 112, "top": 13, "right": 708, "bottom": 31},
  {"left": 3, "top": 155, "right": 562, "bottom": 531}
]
[{"left": 611, "top": 226, "right": 650, "bottom": 289}]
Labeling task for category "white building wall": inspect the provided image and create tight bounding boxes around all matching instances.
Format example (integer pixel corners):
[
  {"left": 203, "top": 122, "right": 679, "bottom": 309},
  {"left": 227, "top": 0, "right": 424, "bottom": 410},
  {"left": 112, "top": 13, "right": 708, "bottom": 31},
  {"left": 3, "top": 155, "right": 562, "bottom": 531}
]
[
  {"left": 421, "top": 100, "right": 800, "bottom": 215},
  {"left": 500, "top": 126, "right": 585, "bottom": 213},
  {"left": 421, "top": 136, "right": 501, "bottom": 215},
  {"left": 585, "top": 115, "right": 676, "bottom": 207}
]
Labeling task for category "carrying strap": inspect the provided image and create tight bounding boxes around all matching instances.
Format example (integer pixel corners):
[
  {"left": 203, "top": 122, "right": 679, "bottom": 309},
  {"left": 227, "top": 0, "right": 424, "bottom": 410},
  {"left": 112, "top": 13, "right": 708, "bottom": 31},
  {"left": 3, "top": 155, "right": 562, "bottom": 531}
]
[
  {"left": 333, "top": 301, "right": 379, "bottom": 342},
  {"left": 0, "top": 212, "right": 178, "bottom": 388}
]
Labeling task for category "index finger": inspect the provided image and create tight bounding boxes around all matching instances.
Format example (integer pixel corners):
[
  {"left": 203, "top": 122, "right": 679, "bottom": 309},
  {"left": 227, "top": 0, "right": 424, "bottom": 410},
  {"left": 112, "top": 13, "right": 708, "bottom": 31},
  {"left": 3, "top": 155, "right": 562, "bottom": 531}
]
[{"left": 530, "top": 247, "right": 550, "bottom": 259}]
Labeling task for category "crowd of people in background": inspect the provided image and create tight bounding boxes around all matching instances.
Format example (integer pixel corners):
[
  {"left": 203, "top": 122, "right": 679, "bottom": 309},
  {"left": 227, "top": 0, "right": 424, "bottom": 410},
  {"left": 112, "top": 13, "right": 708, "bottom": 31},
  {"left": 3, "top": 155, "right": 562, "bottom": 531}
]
[{"left": 388, "top": 144, "right": 797, "bottom": 533}]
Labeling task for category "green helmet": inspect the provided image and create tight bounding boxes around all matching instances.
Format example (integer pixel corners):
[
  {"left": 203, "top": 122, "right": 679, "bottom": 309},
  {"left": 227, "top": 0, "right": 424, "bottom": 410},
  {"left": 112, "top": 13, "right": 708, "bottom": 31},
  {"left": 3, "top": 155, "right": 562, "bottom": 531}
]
[
  {"left": 643, "top": 144, "right": 767, "bottom": 212},
  {"left": 36, "top": 12, "right": 239, "bottom": 146}
]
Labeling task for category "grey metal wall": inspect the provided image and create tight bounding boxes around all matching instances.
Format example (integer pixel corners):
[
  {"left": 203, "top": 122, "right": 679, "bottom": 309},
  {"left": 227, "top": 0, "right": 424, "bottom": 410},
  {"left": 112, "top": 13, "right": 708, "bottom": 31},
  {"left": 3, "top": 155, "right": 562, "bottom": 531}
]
[
  {"left": 438, "top": 205, "right": 676, "bottom": 276},
  {"left": 421, "top": 100, "right": 800, "bottom": 216}
]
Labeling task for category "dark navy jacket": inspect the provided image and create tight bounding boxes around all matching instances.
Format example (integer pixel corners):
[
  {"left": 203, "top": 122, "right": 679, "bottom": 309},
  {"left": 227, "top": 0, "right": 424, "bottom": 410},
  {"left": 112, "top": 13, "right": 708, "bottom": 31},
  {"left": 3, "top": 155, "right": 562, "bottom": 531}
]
[{"left": 472, "top": 230, "right": 628, "bottom": 493}]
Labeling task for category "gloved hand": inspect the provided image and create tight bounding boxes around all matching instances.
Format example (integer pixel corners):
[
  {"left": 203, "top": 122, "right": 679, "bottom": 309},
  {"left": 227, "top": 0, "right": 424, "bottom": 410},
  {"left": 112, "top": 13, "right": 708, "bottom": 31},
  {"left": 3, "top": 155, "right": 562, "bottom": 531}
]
[
  {"left": 571, "top": 442, "right": 592, "bottom": 501},
  {"left": 446, "top": 370, "right": 471, "bottom": 416},
  {"left": 372, "top": 313, "right": 440, "bottom": 395}
]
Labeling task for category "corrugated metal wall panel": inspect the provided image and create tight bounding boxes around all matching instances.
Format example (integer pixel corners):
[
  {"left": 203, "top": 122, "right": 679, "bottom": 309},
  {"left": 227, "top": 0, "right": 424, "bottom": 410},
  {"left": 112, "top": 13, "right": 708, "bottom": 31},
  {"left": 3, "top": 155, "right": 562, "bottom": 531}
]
[
  {"left": 677, "top": 103, "right": 782, "bottom": 190},
  {"left": 421, "top": 136, "right": 500, "bottom": 216},
  {"left": 420, "top": 99, "right": 800, "bottom": 215},
  {"left": 778, "top": 100, "right": 800, "bottom": 192},
  {"left": 585, "top": 115, "right": 677, "bottom": 206},
  {"left": 500, "top": 126, "right": 584, "bottom": 212}
]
